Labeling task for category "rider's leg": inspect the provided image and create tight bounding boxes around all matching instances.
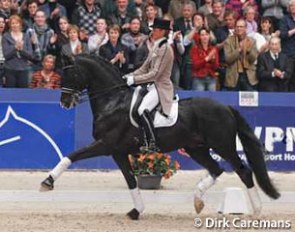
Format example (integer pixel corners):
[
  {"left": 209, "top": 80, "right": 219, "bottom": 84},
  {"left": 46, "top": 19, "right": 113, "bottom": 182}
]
[{"left": 137, "top": 85, "right": 159, "bottom": 152}]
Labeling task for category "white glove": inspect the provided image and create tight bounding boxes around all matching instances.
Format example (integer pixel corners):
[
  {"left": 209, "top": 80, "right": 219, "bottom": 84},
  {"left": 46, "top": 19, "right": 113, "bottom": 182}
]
[
  {"left": 126, "top": 75, "right": 134, "bottom": 86},
  {"left": 122, "top": 74, "right": 130, "bottom": 79}
]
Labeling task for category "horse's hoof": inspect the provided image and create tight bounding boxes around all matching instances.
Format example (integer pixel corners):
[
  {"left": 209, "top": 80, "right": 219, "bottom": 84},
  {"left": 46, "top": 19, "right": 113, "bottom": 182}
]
[
  {"left": 126, "top": 208, "right": 140, "bottom": 220},
  {"left": 39, "top": 175, "right": 54, "bottom": 192},
  {"left": 194, "top": 197, "right": 205, "bottom": 214}
]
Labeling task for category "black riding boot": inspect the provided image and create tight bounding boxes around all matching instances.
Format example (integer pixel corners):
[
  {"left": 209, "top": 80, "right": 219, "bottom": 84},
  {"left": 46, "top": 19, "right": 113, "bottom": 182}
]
[{"left": 139, "top": 110, "right": 159, "bottom": 153}]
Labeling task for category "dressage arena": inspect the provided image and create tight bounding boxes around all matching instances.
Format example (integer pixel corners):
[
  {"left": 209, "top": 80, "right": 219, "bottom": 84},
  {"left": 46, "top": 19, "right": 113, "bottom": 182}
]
[{"left": 0, "top": 170, "right": 294, "bottom": 232}]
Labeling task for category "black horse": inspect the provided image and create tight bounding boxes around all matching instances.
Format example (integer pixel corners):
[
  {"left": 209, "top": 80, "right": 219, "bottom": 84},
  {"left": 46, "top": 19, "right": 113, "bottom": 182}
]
[{"left": 41, "top": 54, "right": 280, "bottom": 219}]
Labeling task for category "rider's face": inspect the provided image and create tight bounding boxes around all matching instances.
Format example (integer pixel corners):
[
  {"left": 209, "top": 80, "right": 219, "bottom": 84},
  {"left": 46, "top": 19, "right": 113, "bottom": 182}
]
[{"left": 151, "top": 28, "right": 166, "bottom": 41}]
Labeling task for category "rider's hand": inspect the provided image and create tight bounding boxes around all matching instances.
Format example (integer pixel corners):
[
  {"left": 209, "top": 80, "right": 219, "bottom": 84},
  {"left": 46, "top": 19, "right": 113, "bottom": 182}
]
[
  {"left": 126, "top": 75, "right": 134, "bottom": 86},
  {"left": 122, "top": 74, "right": 129, "bottom": 79}
]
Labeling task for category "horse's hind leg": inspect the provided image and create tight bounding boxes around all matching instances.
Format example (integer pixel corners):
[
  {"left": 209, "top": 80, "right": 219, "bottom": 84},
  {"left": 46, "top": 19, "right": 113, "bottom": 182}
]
[
  {"left": 113, "top": 153, "right": 144, "bottom": 220},
  {"left": 218, "top": 148, "right": 262, "bottom": 214},
  {"left": 185, "top": 146, "right": 224, "bottom": 214},
  {"left": 40, "top": 140, "right": 108, "bottom": 191}
]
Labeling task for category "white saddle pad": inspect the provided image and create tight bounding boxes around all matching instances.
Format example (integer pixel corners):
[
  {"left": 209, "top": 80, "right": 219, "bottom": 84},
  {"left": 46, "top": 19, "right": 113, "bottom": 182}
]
[{"left": 129, "top": 86, "right": 179, "bottom": 128}]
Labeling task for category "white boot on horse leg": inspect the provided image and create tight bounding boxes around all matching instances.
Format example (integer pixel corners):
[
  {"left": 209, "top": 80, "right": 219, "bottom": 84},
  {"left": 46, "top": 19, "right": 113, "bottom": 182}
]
[
  {"left": 194, "top": 174, "right": 216, "bottom": 214},
  {"left": 40, "top": 157, "right": 72, "bottom": 192},
  {"left": 247, "top": 186, "right": 262, "bottom": 215},
  {"left": 127, "top": 188, "right": 145, "bottom": 220}
]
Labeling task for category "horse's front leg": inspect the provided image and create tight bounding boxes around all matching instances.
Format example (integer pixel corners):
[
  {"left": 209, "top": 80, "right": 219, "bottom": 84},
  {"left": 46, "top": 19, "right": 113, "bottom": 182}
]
[
  {"left": 40, "top": 140, "right": 108, "bottom": 191},
  {"left": 112, "top": 153, "right": 144, "bottom": 220}
]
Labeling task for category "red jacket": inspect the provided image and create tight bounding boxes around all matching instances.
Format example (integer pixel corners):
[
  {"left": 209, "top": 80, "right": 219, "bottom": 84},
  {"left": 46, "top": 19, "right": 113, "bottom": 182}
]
[{"left": 190, "top": 45, "right": 219, "bottom": 78}]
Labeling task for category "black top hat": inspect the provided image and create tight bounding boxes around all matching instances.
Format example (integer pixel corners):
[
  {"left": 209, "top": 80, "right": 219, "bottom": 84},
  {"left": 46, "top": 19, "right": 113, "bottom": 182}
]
[{"left": 151, "top": 18, "right": 171, "bottom": 30}]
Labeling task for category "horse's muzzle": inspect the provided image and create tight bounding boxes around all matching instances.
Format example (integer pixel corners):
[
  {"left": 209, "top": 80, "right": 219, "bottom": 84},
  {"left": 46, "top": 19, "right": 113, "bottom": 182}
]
[{"left": 60, "top": 92, "right": 79, "bottom": 109}]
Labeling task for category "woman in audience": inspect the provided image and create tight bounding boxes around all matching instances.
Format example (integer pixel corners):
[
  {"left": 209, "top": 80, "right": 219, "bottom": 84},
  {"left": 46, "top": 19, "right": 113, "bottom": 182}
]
[
  {"left": 60, "top": 24, "right": 89, "bottom": 67},
  {"left": 55, "top": 16, "right": 70, "bottom": 71},
  {"left": 3, "top": 15, "right": 35, "bottom": 88},
  {"left": 190, "top": 27, "right": 219, "bottom": 91},
  {"left": 99, "top": 24, "right": 129, "bottom": 74}
]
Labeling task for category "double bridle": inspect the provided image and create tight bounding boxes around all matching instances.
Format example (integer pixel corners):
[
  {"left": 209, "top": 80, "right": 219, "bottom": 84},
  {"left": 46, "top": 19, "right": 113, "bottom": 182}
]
[{"left": 61, "top": 65, "right": 128, "bottom": 104}]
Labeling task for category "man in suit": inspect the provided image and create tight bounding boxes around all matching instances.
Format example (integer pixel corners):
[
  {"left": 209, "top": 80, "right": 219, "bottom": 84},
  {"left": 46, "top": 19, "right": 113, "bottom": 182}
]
[
  {"left": 123, "top": 18, "right": 174, "bottom": 152},
  {"left": 257, "top": 36, "right": 293, "bottom": 92},
  {"left": 173, "top": 1, "right": 196, "bottom": 36}
]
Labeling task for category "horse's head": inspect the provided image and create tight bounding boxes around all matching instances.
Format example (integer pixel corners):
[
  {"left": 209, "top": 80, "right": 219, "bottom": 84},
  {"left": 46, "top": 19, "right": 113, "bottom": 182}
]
[
  {"left": 60, "top": 62, "right": 87, "bottom": 109},
  {"left": 60, "top": 54, "right": 127, "bottom": 109}
]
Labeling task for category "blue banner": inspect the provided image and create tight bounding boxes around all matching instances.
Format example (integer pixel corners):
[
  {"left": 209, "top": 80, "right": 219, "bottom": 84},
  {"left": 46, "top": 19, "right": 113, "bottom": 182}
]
[
  {"left": 0, "top": 89, "right": 294, "bottom": 171},
  {"left": 0, "top": 99, "right": 74, "bottom": 168}
]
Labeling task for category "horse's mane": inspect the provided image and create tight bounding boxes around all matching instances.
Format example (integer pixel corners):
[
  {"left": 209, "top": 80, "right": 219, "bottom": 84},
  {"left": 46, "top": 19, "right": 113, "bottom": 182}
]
[{"left": 75, "top": 54, "right": 122, "bottom": 80}]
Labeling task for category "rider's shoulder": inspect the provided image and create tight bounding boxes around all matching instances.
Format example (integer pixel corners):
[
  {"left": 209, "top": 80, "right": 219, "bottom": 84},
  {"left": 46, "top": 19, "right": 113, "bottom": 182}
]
[{"left": 158, "top": 39, "right": 168, "bottom": 48}]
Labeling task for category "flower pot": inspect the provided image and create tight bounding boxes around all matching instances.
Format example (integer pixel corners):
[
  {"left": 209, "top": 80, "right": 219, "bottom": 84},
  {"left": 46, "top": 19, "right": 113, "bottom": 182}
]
[{"left": 137, "top": 175, "right": 162, "bottom": 190}]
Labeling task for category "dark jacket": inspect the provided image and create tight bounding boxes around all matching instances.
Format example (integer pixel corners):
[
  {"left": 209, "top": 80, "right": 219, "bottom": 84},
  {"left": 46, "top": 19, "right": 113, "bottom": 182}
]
[{"left": 257, "top": 51, "right": 293, "bottom": 92}]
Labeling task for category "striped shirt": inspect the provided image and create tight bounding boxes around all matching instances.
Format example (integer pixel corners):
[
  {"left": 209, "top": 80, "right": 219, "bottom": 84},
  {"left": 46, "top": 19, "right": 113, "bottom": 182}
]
[{"left": 31, "top": 70, "right": 61, "bottom": 89}]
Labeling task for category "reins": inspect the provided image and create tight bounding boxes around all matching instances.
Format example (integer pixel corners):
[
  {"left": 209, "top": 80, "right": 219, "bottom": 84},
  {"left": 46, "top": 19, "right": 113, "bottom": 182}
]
[{"left": 77, "top": 83, "right": 128, "bottom": 104}]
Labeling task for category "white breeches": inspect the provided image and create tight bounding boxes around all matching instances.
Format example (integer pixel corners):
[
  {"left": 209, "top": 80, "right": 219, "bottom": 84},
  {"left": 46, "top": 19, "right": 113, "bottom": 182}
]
[{"left": 138, "top": 84, "right": 159, "bottom": 116}]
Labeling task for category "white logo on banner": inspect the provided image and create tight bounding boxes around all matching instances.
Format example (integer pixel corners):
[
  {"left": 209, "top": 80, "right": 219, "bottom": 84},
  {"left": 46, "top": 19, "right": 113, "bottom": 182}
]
[{"left": 0, "top": 106, "right": 63, "bottom": 160}]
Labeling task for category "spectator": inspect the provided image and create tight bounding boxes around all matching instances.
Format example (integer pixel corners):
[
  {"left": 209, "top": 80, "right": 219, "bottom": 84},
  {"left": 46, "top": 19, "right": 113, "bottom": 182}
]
[
  {"left": 244, "top": 6, "right": 257, "bottom": 34},
  {"left": 134, "top": 0, "right": 145, "bottom": 20},
  {"left": 133, "top": 35, "right": 153, "bottom": 69},
  {"left": 88, "top": 17, "right": 109, "bottom": 55},
  {"left": 181, "top": 12, "right": 208, "bottom": 90},
  {"left": 279, "top": 0, "right": 295, "bottom": 91},
  {"left": 225, "top": 0, "right": 258, "bottom": 19},
  {"left": 38, "top": 0, "right": 67, "bottom": 31},
  {"left": 261, "top": 0, "right": 288, "bottom": 31},
  {"left": 21, "top": 0, "right": 39, "bottom": 32},
  {"left": 55, "top": 16, "right": 70, "bottom": 71},
  {"left": 214, "top": 9, "right": 237, "bottom": 89},
  {"left": 107, "top": 0, "right": 138, "bottom": 34},
  {"left": 206, "top": 0, "right": 226, "bottom": 32},
  {"left": 31, "top": 54, "right": 61, "bottom": 89},
  {"left": 224, "top": 19, "right": 258, "bottom": 91},
  {"left": 71, "top": 0, "right": 103, "bottom": 40},
  {"left": 102, "top": 0, "right": 135, "bottom": 17},
  {"left": 173, "top": 1, "right": 196, "bottom": 36},
  {"left": 0, "top": 0, "right": 18, "bottom": 19},
  {"left": 99, "top": 24, "right": 129, "bottom": 74},
  {"left": 183, "top": 12, "right": 215, "bottom": 46},
  {"left": 168, "top": 0, "right": 196, "bottom": 20},
  {"left": 121, "top": 17, "right": 148, "bottom": 72},
  {"left": 191, "top": 27, "right": 219, "bottom": 91},
  {"left": 25, "top": 9, "right": 57, "bottom": 69},
  {"left": 0, "top": 16, "right": 6, "bottom": 87},
  {"left": 258, "top": 16, "right": 279, "bottom": 42},
  {"left": 60, "top": 24, "right": 89, "bottom": 67},
  {"left": 257, "top": 36, "right": 293, "bottom": 92},
  {"left": 198, "top": 0, "right": 213, "bottom": 16},
  {"left": 3, "top": 15, "right": 35, "bottom": 88},
  {"left": 141, "top": 3, "right": 159, "bottom": 34}
]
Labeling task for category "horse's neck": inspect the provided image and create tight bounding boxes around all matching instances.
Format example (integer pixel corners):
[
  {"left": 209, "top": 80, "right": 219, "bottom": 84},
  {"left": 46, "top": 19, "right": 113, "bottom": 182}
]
[{"left": 89, "top": 89, "right": 132, "bottom": 121}]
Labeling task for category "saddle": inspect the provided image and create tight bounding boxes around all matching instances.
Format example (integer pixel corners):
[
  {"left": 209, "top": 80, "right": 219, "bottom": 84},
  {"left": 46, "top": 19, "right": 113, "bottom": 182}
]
[{"left": 129, "top": 86, "right": 179, "bottom": 128}]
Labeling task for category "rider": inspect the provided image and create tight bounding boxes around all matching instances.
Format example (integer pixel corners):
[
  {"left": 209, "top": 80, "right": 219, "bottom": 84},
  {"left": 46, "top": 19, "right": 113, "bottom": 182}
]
[{"left": 123, "top": 18, "right": 174, "bottom": 152}]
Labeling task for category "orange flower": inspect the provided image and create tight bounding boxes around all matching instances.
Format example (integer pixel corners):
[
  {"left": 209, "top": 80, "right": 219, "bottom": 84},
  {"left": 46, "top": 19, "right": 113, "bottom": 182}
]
[
  {"left": 129, "top": 152, "right": 180, "bottom": 179},
  {"left": 138, "top": 154, "right": 146, "bottom": 162}
]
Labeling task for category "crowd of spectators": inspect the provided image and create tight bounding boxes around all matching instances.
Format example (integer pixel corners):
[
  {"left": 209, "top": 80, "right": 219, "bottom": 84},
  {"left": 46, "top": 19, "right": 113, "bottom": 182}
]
[{"left": 0, "top": 0, "right": 294, "bottom": 92}]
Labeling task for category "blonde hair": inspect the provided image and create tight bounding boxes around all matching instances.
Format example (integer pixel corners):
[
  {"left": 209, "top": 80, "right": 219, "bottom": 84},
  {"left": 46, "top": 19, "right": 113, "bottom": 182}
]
[
  {"left": 8, "top": 15, "right": 23, "bottom": 31},
  {"left": 67, "top": 24, "right": 80, "bottom": 35}
]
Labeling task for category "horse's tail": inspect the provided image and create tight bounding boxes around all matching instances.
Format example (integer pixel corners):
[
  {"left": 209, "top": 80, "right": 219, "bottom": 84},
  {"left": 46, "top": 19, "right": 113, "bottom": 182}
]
[{"left": 229, "top": 106, "right": 280, "bottom": 199}]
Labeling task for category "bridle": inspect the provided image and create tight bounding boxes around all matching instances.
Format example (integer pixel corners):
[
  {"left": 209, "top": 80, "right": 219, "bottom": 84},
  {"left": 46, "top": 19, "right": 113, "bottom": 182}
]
[{"left": 61, "top": 65, "right": 128, "bottom": 104}]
